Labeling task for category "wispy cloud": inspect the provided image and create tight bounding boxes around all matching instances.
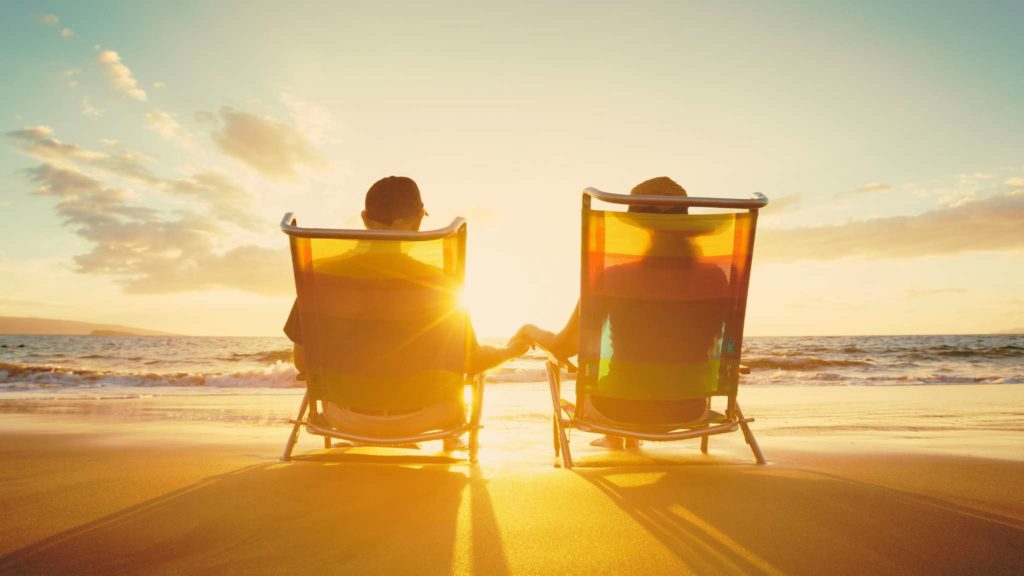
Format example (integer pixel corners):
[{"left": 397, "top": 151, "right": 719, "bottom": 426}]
[
  {"left": 81, "top": 97, "right": 102, "bottom": 117},
  {"left": 963, "top": 172, "right": 995, "bottom": 181},
  {"left": 97, "top": 50, "right": 147, "bottom": 101},
  {"left": 208, "top": 107, "right": 322, "bottom": 180},
  {"left": 906, "top": 288, "right": 967, "bottom": 298},
  {"left": 166, "top": 171, "right": 261, "bottom": 231},
  {"left": 37, "top": 13, "right": 74, "bottom": 38},
  {"left": 64, "top": 68, "right": 80, "bottom": 88},
  {"left": 838, "top": 182, "right": 892, "bottom": 197},
  {"left": 759, "top": 190, "right": 1024, "bottom": 261},
  {"left": 1006, "top": 177, "right": 1024, "bottom": 188},
  {"left": 8, "top": 125, "right": 158, "bottom": 184},
  {"left": 145, "top": 109, "right": 191, "bottom": 147},
  {"left": 767, "top": 194, "right": 800, "bottom": 212},
  {"left": 13, "top": 154, "right": 286, "bottom": 295},
  {"left": 7, "top": 126, "right": 285, "bottom": 294},
  {"left": 281, "top": 93, "right": 340, "bottom": 146}
]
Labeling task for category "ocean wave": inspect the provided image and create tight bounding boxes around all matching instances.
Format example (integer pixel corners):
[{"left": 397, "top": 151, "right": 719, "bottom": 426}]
[
  {"left": 220, "top": 349, "right": 294, "bottom": 364},
  {"left": 889, "top": 345, "right": 1024, "bottom": 360},
  {"left": 743, "top": 357, "right": 875, "bottom": 371},
  {"left": 931, "top": 345, "right": 1024, "bottom": 358},
  {"left": 0, "top": 361, "right": 301, "bottom": 389}
]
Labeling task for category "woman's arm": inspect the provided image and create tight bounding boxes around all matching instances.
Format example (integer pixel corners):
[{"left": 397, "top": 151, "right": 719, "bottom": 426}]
[{"left": 518, "top": 302, "right": 580, "bottom": 360}]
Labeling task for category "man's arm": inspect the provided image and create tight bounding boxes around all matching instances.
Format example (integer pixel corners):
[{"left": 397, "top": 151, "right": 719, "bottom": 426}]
[{"left": 467, "top": 337, "right": 530, "bottom": 374}]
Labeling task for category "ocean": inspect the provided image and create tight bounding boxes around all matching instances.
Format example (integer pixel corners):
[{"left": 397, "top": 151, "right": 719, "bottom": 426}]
[{"left": 1, "top": 333, "right": 1021, "bottom": 396}]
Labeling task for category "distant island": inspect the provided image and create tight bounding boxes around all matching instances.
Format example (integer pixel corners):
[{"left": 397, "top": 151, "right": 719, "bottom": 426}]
[{"left": 0, "top": 316, "right": 175, "bottom": 336}]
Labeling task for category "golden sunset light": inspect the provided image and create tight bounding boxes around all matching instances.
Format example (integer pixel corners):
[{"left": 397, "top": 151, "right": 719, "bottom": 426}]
[{"left": 1, "top": 2, "right": 1022, "bottom": 575}]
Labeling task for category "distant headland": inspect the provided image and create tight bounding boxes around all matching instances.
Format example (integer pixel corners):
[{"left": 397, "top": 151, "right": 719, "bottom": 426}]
[{"left": 0, "top": 316, "right": 175, "bottom": 336}]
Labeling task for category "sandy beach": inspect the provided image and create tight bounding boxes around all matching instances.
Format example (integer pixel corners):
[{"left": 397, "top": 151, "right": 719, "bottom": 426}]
[{"left": 0, "top": 383, "right": 1021, "bottom": 575}]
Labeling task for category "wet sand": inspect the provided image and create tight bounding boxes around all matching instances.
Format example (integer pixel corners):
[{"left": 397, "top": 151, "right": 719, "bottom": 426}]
[{"left": 0, "top": 383, "right": 1022, "bottom": 575}]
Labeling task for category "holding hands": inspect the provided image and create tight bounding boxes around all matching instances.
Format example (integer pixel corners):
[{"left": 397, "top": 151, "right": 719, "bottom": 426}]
[
  {"left": 512, "top": 324, "right": 567, "bottom": 361},
  {"left": 505, "top": 331, "right": 532, "bottom": 357}
]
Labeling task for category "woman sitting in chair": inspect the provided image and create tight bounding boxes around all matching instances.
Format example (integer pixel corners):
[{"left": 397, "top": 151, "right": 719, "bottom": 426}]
[{"left": 516, "top": 176, "right": 727, "bottom": 450}]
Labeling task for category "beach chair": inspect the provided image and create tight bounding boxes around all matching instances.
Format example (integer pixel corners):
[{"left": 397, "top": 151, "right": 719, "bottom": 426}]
[
  {"left": 279, "top": 214, "right": 484, "bottom": 462},
  {"left": 547, "top": 188, "right": 769, "bottom": 468}
]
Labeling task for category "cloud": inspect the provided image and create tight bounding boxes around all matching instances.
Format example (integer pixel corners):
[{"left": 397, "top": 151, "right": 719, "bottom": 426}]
[
  {"left": 8, "top": 125, "right": 158, "bottom": 184},
  {"left": 1006, "top": 177, "right": 1024, "bottom": 188},
  {"left": 64, "top": 68, "right": 80, "bottom": 88},
  {"left": 81, "top": 97, "right": 102, "bottom": 117},
  {"left": 758, "top": 191, "right": 1024, "bottom": 261},
  {"left": 281, "top": 93, "right": 340, "bottom": 146},
  {"left": 839, "top": 182, "right": 892, "bottom": 197},
  {"left": 767, "top": 195, "right": 800, "bottom": 212},
  {"left": 99, "top": 138, "right": 120, "bottom": 147},
  {"left": 9, "top": 125, "right": 106, "bottom": 162},
  {"left": 145, "top": 109, "right": 191, "bottom": 146},
  {"left": 152, "top": 81, "right": 165, "bottom": 90},
  {"left": 97, "top": 50, "right": 147, "bottom": 101},
  {"left": 23, "top": 163, "right": 288, "bottom": 295},
  {"left": 208, "top": 107, "right": 322, "bottom": 179},
  {"left": 905, "top": 288, "right": 967, "bottom": 298},
  {"left": 10, "top": 125, "right": 54, "bottom": 139},
  {"left": 7, "top": 126, "right": 285, "bottom": 295},
  {"left": 166, "top": 171, "right": 261, "bottom": 231},
  {"left": 37, "top": 14, "right": 74, "bottom": 38}
]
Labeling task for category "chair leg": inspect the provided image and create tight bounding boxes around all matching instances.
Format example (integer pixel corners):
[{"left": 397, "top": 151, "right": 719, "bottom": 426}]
[
  {"left": 468, "top": 427, "right": 480, "bottom": 464},
  {"left": 546, "top": 362, "right": 573, "bottom": 468},
  {"left": 556, "top": 418, "right": 573, "bottom": 469},
  {"left": 553, "top": 414, "right": 561, "bottom": 458},
  {"left": 468, "top": 374, "right": 484, "bottom": 464},
  {"left": 700, "top": 433, "right": 709, "bottom": 454},
  {"left": 735, "top": 403, "right": 767, "bottom": 465},
  {"left": 281, "top": 390, "right": 309, "bottom": 462}
]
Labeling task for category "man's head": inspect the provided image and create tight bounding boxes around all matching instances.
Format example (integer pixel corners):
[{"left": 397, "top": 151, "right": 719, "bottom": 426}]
[
  {"left": 362, "top": 176, "right": 427, "bottom": 231},
  {"left": 629, "top": 176, "right": 688, "bottom": 214}
]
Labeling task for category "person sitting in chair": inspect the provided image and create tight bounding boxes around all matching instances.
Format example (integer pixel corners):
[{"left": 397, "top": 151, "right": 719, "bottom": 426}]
[
  {"left": 515, "top": 176, "right": 727, "bottom": 450},
  {"left": 284, "top": 176, "right": 529, "bottom": 449}
]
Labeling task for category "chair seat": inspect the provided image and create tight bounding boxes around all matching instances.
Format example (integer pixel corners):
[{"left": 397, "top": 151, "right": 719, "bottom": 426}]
[
  {"left": 563, "top": 397, "right": 728, "bottom": 433},
  {"left": 313, "top": 400, "right": 465, "bottom": 439}
]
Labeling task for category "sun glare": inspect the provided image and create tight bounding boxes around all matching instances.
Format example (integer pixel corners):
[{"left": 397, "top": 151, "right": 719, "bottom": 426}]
[{"left": 457, "top": 285, "right": 478, "bottom": 317}]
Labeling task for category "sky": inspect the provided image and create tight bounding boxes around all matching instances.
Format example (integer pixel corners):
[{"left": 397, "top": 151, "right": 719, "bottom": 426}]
[{"left": 1, "top": 0, "right": 1022, "bottom": 337}]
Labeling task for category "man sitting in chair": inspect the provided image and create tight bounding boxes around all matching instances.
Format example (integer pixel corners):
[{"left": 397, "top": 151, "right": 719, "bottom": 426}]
[
  {"left": 516, "top": 176, "right": 726, "bottom": 450},
  {"left": 284, "top": 176, "right": 529, "bottom": 448}
]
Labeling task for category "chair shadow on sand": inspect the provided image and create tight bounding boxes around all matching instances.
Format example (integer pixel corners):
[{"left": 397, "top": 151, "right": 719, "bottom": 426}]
[
  {"left": 571, "top": 454, "right": 1024, "bottom": 576},
  {"left": 0, "top": 450, "right": 511, "bottom": 575}
]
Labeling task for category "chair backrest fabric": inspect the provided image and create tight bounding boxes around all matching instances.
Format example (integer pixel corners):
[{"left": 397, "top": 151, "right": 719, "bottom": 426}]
[
  {"left": 577, "top": 205, "right": 758, "bottom": 417},
  {"left": 287, "top": 225, "right": 470, "bottom": 411}
]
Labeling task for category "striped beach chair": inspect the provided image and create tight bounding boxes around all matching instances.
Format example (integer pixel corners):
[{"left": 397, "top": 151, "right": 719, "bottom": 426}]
[
  {"left": 279, "top": 214, "right": 484, "bottom": 462},
  {"left": 548, "top": 188, "right": 768, "bottom": 468}
]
